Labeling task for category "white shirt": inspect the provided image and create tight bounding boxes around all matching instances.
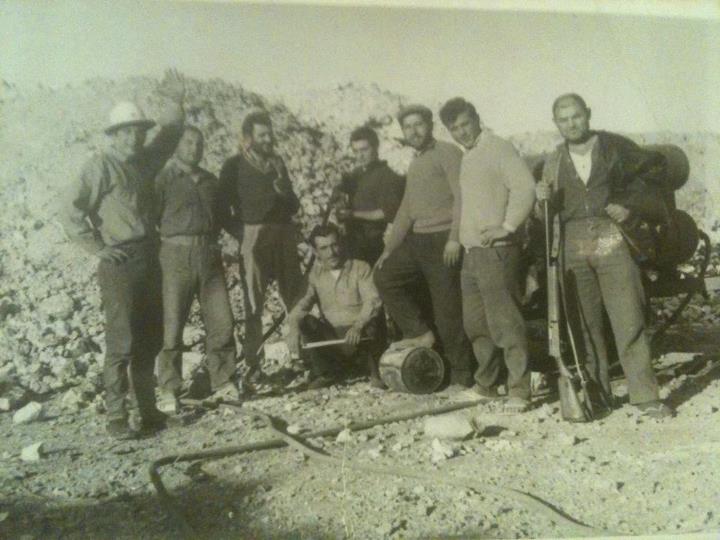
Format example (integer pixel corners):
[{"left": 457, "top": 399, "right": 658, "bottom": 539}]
[
  {"left": 568, "top": 135, "right": 597, "bottom": 185},
  {"left": 569, "top": 149, "right": 593, "bottom": 184}
]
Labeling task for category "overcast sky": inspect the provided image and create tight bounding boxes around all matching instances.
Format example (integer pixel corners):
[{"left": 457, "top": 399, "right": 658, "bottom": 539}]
[{"left": 2, "top": 0, "right": 719, "bottom": 135}]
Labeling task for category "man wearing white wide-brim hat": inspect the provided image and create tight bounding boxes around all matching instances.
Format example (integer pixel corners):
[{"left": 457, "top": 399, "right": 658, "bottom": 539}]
[{"left": 61, "top": 70, "right": 186, "bottom": 439}]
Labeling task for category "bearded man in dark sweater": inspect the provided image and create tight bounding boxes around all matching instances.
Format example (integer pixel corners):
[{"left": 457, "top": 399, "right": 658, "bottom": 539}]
[{"left": 219, "top": 110, "right": 304, "bottom": 382}]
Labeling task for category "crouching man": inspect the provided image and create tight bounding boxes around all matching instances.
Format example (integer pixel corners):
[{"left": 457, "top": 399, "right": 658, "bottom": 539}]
[
  {"left": 154, "top": 126, "right": 239, "bottom": 414},
  {"left": 285, "top": 224, "right": 386, "bottom": 389}
]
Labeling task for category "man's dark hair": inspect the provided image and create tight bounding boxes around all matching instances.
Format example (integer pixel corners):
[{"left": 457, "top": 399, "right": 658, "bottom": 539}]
[
  {"left": 242, "top": 110, "right": 272, "bottom": 138},
  {"left": 552, "top": 93, "right": 589, "bottom": 116},
  {"left": 439, "top": 97, "right": 480, "bottom": 127},
  {"left": 350, "top": 126, "right": 379, "bottom": 149},
  {"left": 309, "top": 223, "right": 341, "bottom": 248}
]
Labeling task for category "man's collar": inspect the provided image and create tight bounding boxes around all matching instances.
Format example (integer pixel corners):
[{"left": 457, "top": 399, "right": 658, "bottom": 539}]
[
  {"left": 359, "top": 159, "right": 385, "bottom": 174},
  {"left": 463, "top": 130, "right": 485, "bottom": 153},
  {"left": 563, "top": 130, "right": 598, "bottom": 153},
  {"left": 415, "top": 138, "right": 436, "bottom": 156},
  {"left": 106, "top": 147, "right": 132, "bottom": 163},
  {"left": 242, "top": 144, "right": 279, "bottom": 174},
  {"left": 316, "top": 257, "right": 351, "bottom": 275}
]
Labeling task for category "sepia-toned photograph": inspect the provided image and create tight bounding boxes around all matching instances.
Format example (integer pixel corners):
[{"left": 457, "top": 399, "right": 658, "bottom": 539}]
[{"left": 1, "top": 1, "right": 719, "bottom": 538}]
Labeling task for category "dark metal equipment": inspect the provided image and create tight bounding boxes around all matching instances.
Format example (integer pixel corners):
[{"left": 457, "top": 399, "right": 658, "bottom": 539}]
[{"left": 378, "top": 345, "right": 446, "bottom": 394}]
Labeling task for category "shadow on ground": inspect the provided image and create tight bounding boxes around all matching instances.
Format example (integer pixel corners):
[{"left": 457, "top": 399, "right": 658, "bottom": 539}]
[{"left": 1, "top": 477, "right": 337, "bottom": 540}]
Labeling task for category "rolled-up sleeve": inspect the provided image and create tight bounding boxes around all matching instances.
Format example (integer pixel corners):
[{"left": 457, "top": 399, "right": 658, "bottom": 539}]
[
  {"left": 61, "top": 156, "right": 107, "bottom": 255},
  {"left": 354, "top": 261, "right": 382, "bottom": 327}
]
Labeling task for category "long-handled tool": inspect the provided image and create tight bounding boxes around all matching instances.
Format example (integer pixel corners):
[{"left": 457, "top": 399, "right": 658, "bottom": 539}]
[
  {"left": 239, "top": 197, "right": 336, "bottom": 372},
  {"left": 544, "top": 201, "right": 591, "bottom": 422}
]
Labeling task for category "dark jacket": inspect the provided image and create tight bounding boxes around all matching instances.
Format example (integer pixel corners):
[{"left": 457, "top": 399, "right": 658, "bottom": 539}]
[
  {"left": 542, "top": 130, "right": 669, "bottom": 225},
  {"left": 218, "top": 150, "right": 300, "bottom": 238}
]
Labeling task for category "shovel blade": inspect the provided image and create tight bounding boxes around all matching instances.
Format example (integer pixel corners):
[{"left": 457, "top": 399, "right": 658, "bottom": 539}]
[{"left": 558, "top": 375, "right": 592, "bottom": 422}]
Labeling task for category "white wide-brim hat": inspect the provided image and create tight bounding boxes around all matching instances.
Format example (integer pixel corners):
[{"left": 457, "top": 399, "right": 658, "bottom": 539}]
[{"left": 104, "top": 101, "right": 156, "bottom": 134}]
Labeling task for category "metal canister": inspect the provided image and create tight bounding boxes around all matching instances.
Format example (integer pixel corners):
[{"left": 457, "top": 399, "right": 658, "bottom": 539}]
[{"left": 378, "top": 345, "right": 445, "bottom": 394}]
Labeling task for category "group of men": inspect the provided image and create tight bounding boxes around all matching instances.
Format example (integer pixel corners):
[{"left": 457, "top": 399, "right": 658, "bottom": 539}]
[{"left": 62, "top": 70, "right": 673, "bottom": 439}]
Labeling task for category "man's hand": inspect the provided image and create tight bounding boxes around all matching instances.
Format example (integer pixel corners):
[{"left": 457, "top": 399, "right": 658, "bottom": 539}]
[
  {"left": 344, "top": 323, "right": 364, "bottom": 346},
  {"left": 478, "top": 226, "right": 509, "bottom": 248},
  {"left": 336, "top": 208, "right": 353, "bottom": 222},
  {"left": 158, "top": 68, "right": 185, "bottom": 102},
  {"left": 375, "top": 250, "right": 391, "bottom": 270},
  {"left": 97, "top": 246, "right": 128, "bottom": 264},
  {"left": 535, "top": 181, "right": 552, "bottom": 202},
  {"left": 443, "top": 240, "right": 462, "bottom": 267},
  {"left": 605, "top": 204, "right": 630, "bottom": 223}
]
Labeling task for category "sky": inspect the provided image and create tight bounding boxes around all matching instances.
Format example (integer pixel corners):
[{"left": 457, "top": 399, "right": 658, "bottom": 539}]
[{"left": 2, "top": 0, "right": 719, "bottom": 135}]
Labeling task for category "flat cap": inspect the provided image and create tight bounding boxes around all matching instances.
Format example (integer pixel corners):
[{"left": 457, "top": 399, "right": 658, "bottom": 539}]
[{"left": 397, "top": 104, "right": 433, "bottom": 125}]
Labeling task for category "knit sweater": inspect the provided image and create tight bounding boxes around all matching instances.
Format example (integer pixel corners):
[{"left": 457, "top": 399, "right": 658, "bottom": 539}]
[
  {"left": 459, "top": 131, "right": 536, "bottom": 248},
  {"left": 385, "top": 140, "right": 462, "bottom": 253}
]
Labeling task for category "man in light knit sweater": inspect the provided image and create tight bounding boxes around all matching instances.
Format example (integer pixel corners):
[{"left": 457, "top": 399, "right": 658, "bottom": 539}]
[
  {"left": 439, "top": 98, "right": 536, "bottom": 412},
  {"left": 374, "top": 104, "right": 476, "bottom": 387}
]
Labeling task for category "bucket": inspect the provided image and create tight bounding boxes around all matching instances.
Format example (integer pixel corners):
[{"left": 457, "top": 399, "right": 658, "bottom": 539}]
[{"left": 378, "top": 345, "right": 445, "bottom": 394}]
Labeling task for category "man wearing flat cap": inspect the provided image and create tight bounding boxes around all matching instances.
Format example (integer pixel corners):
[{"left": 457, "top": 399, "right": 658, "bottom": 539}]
[
  {"left": 374, "top": 104, "right": 476, "bottom": 387},
  {"left": 61, "top": 70, "right": 186, "bottom": 439}
]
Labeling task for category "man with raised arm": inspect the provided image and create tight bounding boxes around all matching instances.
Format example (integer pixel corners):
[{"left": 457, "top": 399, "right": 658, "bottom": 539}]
[{"left": 61, "top": 70, "right": 185, "bottom": 439}]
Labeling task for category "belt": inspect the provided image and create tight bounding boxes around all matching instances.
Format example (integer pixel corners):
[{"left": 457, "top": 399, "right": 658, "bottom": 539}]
[{"left": 161, "top": 235, "right": 216, "bottom": 247}]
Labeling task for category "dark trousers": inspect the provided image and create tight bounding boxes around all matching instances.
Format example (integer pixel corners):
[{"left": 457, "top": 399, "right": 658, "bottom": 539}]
[
  {"left": 346, "top": 223, "right": 385, "bottom": 266},
  {"left": 298, "top": 315, "right": 384, "bottom": 380},
  {"left": 373, "top": 231, "right": 475, "bottom": 385},
  {"left": 461, "top": 246, "right": 530, "bottom": 399},
  {"left": 240, "top": 223, "right": 305, "bottom": 366},
  {"left": 97, "top": 242, "right": 162, "bottom": 422},
  {"left": 156, "top": 241, "right": 236, "bottom": 394},
  {"left": 563, "top": 218, "right": 659, "bottom": 405}
]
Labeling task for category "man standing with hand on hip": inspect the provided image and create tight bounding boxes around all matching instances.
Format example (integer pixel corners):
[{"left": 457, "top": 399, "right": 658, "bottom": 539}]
[
  {"left": 374, "top": 104, "right": 475, "bottom": 387},
  {"left": 536, "top": 93, "right": 673, "bottom": 419},
  {"left": 62, "top": 70, "right": 185, "bottom": 439},
  {"left": 440, "top": 97, "right": 536, "bottom": 412}
]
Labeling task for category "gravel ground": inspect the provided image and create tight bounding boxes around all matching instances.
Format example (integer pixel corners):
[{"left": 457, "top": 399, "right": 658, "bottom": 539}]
[{"left": 2, "top": 322, "right": 719, "bottom": 540}]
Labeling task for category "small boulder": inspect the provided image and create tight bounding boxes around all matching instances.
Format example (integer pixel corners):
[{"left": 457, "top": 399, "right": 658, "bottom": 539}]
[
  {"left": 13, "top": 401, "right": 43, "bottom": 424},
  {"left": 430, "top": 438, "right": 456, "bottom": 463},
  {"left": 20, "top": 442, "right": 44, "bottom": 462},
  {"left": 424, "top": 414, "right": 476, "bottom": 440}
]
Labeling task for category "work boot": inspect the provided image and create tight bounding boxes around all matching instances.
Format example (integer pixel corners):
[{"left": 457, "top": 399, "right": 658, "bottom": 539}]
[
  {"left": 106, "top": 418, "right": 139, "bottom": 440},
  {"left": 307, "top": 375, "right": 334, "bottom": 390},
  {"left": 635, "top": 400, "right": 674, "bottom": 419}
]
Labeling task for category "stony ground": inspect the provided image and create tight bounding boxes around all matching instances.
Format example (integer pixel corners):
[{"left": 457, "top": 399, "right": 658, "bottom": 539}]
[{"left": 2, "top": 320, "right": 719, "bottom": 540}]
